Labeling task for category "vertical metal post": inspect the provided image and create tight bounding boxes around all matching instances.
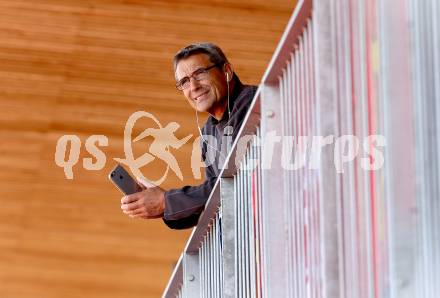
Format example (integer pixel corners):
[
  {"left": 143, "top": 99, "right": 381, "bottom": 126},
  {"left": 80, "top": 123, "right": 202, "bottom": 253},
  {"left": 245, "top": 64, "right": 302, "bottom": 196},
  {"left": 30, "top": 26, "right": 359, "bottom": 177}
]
[
  {"left": 221, "top": 178, "right": 235, "bottom": 298},
  {"left": 408, "top": 1, "right": 440, "bottom": 298},
  {"left": 255, "top": 127, "right": 264, "bottom": 298},
  {"left": 378, "top": 0, "right": 417, "bottom": 297},
  {"left": 313, "top": 0, "right": 341, "bottom": 297},
  {"left": 183, "top": 253, "right": 200, "bottom": 298},
  {"left": 238, "top": 167, "right": 243, "bottom": 297},
  {"left": 260, "top": 83, "right": 287, "bottom": 297},
  {"left": 200, "top": 238, "right": 205, "bottom": 298}
]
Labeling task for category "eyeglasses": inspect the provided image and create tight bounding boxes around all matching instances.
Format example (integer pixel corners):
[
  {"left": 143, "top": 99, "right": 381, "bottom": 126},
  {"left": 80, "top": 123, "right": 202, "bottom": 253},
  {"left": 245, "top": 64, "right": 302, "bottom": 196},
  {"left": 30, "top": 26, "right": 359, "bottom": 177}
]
[{"left": 175, "top": 64, "right": 220, "bottom": 91}]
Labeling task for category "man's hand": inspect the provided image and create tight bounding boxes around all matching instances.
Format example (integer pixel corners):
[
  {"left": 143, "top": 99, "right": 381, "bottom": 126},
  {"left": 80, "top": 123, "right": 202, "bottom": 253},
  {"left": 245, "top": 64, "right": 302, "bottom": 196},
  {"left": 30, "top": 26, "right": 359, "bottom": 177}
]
[{"left": 120, "top": 177, "right": 166, "bottom": 219}]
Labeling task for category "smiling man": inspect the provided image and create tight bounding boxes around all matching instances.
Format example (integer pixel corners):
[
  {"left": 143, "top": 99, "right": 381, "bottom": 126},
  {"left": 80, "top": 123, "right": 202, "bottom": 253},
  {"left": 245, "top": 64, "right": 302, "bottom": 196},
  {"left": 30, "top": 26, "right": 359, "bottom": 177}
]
[{"left": 120, "top": 43, "right": 257, "bottom": 229}]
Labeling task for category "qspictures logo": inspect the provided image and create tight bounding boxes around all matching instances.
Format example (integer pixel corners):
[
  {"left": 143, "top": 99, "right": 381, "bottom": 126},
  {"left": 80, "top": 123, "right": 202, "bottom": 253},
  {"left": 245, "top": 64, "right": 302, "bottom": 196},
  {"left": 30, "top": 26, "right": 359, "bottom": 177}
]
[{"left": 54, "top": 111, "right": 386, "bottom": 184}]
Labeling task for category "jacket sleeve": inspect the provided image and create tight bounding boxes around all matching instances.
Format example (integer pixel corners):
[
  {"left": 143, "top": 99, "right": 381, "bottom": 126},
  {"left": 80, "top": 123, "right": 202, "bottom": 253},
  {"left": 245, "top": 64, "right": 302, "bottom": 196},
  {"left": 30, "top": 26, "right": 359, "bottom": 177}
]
[{"left": 162, "top": 143, "right": 217, "bottom": 230}]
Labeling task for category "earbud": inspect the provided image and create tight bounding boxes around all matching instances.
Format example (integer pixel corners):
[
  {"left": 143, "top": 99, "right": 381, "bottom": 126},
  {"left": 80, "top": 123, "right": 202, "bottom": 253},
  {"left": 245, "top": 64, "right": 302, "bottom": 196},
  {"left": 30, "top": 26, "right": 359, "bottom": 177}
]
[{"left": 226, "top": 72, "right": 230, "bottom": 82}]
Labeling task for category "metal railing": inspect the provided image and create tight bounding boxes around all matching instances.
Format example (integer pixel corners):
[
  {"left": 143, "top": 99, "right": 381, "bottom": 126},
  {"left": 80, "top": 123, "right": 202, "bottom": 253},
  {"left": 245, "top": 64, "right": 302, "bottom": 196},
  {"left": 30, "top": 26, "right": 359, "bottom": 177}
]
[
  {"left": 233, "top": 128, "right": 262, "bottom": 298},
  {"left": 410, "top": 0, "right": 440, "bottom": 296},
  {"left": 162, "top": 0, "right": 440, "bottom": 297}
]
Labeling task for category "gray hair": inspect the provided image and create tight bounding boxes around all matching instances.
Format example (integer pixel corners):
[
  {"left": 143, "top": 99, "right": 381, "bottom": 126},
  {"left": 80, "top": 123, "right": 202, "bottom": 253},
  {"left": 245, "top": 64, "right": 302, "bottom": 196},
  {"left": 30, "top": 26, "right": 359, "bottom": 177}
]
[{"left": 173, "top": 42, "right": 229, "bottom": 72}]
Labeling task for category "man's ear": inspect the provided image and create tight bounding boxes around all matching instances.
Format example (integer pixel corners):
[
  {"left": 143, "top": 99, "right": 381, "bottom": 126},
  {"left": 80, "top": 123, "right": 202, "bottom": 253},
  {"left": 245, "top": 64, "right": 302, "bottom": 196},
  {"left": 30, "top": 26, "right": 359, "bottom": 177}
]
[{"left": 223, "top": 63, "right": 234, "bottom": 82}]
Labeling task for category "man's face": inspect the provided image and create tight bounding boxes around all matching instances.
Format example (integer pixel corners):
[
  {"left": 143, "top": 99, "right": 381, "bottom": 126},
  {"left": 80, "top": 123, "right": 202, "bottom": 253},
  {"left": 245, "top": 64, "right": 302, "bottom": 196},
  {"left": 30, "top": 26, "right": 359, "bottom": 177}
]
[{"left": 175, "top": 53, "right": 228, "bottom": 117}]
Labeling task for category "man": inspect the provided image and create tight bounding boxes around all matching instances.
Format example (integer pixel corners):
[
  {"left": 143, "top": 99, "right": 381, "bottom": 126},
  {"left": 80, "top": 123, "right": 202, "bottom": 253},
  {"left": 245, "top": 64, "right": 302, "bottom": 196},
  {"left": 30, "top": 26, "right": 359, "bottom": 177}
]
[{"left": 120, "top": 43, "right": 257, "bottom": 229}]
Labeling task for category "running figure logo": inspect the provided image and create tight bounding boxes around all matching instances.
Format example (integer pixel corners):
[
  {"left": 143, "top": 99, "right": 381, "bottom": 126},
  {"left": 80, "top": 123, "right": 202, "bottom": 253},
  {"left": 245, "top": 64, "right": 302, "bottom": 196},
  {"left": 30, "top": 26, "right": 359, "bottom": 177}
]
[{"left": 114, "top": 111, "right": 192, "bottom": 185}]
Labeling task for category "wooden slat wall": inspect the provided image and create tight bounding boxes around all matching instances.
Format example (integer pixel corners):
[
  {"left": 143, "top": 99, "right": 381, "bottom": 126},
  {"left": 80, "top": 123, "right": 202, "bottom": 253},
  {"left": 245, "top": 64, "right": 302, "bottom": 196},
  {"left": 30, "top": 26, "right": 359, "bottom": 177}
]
[{"left": 0, "top": 0, "right": 294, "bottom": 297}]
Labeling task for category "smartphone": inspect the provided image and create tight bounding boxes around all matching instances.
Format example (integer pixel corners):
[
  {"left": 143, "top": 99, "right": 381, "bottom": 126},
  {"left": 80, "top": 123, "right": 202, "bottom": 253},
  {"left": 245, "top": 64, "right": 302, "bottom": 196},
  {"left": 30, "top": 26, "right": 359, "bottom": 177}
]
[{"left": 108, "top": 164, "right": 143, "bottom": 195}]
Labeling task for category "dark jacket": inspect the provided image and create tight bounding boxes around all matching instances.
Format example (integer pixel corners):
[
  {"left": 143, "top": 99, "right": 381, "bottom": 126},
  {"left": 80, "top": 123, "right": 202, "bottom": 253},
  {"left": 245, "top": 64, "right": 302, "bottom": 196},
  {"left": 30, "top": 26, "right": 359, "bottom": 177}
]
[{"left": 163, "top": 78, "right": 257, "bottom": 229}]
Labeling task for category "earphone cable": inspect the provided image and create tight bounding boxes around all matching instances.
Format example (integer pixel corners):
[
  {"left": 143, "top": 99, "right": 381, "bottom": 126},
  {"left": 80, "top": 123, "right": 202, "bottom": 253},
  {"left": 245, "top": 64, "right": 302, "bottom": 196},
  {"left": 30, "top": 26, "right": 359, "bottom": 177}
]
[{"left": 195, "top": 77, "right": 232, "bottom": 160}]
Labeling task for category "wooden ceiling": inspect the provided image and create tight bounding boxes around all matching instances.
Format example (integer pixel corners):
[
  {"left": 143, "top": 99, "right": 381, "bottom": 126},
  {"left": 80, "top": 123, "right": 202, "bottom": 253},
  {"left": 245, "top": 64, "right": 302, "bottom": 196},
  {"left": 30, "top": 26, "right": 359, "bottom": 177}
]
[{"left": 0, "top": 0, "right": 294, "bottom": 297}]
